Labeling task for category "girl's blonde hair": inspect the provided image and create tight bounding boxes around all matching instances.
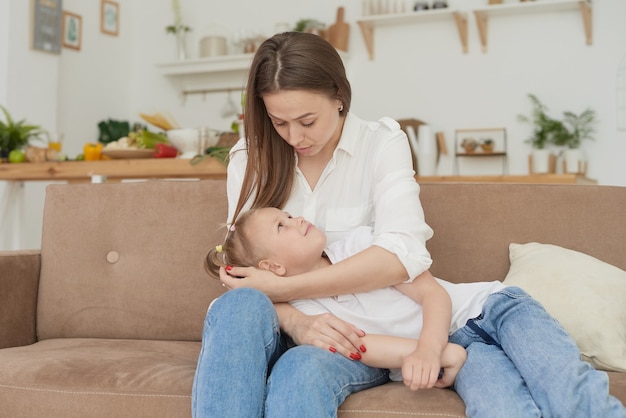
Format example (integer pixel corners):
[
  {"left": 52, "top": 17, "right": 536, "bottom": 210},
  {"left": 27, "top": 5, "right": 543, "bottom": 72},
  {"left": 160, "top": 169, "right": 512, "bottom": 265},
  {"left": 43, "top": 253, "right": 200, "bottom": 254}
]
[
  {"left": 231, "top": 31, "right": 351, "bottom": 224},
  {"left": 205, "top": 209, "right": 263, "bottom": 280}
]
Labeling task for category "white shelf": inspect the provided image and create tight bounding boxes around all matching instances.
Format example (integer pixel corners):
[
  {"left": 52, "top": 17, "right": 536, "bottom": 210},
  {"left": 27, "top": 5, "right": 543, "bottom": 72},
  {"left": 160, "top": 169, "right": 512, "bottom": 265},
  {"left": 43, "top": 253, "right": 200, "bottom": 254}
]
[
  {"left": 473, "top": 0, "right": 592, "bottom": 52},
  {"left": 156, "top": 50, "right": 350, "bottom": 97},
  {"left": 156, "top": 53, "right": 254, "bottom": 76},
  {"left": 357, "top": 9, "right": 468, "bottom": 59}
]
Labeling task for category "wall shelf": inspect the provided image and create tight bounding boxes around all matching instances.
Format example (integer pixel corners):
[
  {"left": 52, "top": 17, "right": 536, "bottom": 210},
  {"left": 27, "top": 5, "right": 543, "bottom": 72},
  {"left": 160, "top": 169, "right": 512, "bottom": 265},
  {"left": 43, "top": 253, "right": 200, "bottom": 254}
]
[
  {"left": 454, "top": 128, "right": 508, "bottom": 175},
  {"left": 356, "top": 9, "right": 468, "bottom": 60},
  {"left": 156, "top": 50, "right": 349, "bottom": 97},
  {"left": 156, "top": 54, "right": 253, "bottom": 98},
  {"left": 473, "top": 0, "right": 592, "bottom": 53},
  {"left": 156, "top": 54, "right": 255, "bottom": 76}
]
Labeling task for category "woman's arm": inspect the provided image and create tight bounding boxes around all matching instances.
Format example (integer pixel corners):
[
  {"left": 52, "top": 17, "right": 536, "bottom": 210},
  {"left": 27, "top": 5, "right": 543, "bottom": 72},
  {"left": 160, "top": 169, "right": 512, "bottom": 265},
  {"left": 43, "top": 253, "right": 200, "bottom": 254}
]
[
  {"left": 222, "top": 245, "right": 408, "bottom": 302},
  {"left": 274, "top": 302, "right": 366, "bottom": 357}
]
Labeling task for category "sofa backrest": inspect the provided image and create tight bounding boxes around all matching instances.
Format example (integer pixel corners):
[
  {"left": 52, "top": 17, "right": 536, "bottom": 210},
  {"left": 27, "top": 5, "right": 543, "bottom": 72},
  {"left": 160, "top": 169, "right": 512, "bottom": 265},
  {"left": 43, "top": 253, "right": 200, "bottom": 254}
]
[
  {"left": 419, "top": 183, "right": 626, "bottom": 283},
  {"left": 36, "top": 180, "right": 626, "bottom": 341},
  {"left": 37, "top": 180, "right": 228, "bottom": 342}
]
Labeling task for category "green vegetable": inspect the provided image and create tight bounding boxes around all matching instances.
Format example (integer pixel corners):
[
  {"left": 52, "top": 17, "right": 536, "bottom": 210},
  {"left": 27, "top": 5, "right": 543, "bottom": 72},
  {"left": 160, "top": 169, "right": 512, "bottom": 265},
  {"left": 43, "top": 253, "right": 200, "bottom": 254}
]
[
  {"left": 190, "top": 146, "right": 231, "bottom": 166},
  {"left": 136, "top": 129, "right": 169, "bottom": 149},
  {"left": 98, "top": 119, "right": 131, "bottom": 144}
]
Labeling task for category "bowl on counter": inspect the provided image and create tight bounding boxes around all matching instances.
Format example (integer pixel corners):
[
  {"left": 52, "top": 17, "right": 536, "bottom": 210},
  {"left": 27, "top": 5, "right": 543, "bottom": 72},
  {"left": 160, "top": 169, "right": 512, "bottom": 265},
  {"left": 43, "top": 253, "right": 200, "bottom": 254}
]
[{"left": 166, "top": 128, "right": 199, "bottom": 159}]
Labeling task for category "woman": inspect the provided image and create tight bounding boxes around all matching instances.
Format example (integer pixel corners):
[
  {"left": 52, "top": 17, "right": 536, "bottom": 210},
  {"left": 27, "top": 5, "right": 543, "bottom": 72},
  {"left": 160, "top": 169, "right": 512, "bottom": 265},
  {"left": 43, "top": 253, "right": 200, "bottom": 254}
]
[{"left": 192, "top": 32, "right": 451, "bottom": 417}]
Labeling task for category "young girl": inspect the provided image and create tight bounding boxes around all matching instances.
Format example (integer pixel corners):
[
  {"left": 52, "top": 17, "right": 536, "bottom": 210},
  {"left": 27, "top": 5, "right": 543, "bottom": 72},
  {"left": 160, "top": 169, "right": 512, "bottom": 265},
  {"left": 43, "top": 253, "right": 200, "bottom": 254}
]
[
  {"left": 205, "top": 207, "right": 466, "bottom": 389},
  {"left": 206, "top": 207, "right": 626, "bottom": 418}
]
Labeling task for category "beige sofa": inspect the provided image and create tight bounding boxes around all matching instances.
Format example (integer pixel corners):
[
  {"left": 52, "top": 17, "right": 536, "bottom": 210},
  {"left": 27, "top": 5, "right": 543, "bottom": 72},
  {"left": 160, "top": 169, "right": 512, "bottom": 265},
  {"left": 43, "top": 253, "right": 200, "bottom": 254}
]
[{"left": 1, "top": 179, "right": 624, "bottom": 418}]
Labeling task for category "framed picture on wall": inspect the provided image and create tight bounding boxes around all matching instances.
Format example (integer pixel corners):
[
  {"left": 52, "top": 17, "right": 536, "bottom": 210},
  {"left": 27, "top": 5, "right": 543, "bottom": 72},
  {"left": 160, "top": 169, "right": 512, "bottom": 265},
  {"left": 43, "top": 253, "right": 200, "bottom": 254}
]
[
  {"left": 101, "top": 0, "right": 119, "bottom": 36},
  {"left": 62, "top": 11, "right": 82, "bottom": 50},
  {"left": 31, "top": 0, "right": 63, "bottom": 54}
]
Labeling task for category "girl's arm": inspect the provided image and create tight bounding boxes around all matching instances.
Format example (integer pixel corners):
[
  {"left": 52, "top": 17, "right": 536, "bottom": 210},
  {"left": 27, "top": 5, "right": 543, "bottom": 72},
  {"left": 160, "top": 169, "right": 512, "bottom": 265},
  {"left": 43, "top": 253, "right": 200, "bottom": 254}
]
[
  {"left": 393, "top": 271, "right": 452, "bottom": 390},
  {"left": 360, "top": 334, "right": 466, "bottom": 389}
]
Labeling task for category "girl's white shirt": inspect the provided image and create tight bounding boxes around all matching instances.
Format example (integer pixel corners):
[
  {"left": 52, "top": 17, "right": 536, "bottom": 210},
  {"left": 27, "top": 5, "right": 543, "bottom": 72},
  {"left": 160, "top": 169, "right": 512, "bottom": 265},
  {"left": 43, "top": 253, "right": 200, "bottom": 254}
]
[
  {"left": 290, "top": 225, "right": 504, "bottom": 382},
  {"left": 227, "top": 112, "right": 433, "bottom": 280}
]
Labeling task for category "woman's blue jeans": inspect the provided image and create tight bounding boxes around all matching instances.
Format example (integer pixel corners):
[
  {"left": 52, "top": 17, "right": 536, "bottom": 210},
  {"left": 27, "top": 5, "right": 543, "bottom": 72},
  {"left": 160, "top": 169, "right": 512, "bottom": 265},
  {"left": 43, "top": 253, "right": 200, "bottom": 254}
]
[
  {"left": 449, "top": 286, "right": 626, "bottom": 418},
  {"left": 191, "top": 288, "right": 389, "bottom": 418}
]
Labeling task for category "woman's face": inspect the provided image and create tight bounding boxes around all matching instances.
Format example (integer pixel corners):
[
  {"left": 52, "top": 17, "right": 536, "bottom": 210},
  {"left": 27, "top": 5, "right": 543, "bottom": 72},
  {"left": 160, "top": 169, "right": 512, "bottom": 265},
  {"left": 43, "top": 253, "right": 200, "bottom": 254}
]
[{"left": 263, "top": 90, "right": 343, "bottom": 158}]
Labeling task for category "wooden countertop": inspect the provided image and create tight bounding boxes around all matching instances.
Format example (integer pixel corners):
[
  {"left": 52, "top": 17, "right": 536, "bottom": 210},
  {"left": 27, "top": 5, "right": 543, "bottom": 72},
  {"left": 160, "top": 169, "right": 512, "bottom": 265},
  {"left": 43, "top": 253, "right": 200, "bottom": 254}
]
[
  {"left": 0, "top": 157, "right": 228, "bottom": 182},
  {"left": 416, "top": 174, "right": 597, "bottom": 185},
  {"left": 0, "top": 158, "right": 596, "bottom": 184}
]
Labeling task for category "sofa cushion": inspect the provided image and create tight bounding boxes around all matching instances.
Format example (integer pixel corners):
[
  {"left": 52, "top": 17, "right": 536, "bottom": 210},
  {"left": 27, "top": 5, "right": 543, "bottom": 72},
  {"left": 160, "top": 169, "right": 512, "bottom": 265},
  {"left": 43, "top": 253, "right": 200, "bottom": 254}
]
[
  {"left": 503, "top": 242, "right": 626, "bottom": 372},
  {"left": 0, "top": 338, "right": 198, "bottom": 418},
  {"left": 37, "top": 180, "right": 228, "bottom": 341}
]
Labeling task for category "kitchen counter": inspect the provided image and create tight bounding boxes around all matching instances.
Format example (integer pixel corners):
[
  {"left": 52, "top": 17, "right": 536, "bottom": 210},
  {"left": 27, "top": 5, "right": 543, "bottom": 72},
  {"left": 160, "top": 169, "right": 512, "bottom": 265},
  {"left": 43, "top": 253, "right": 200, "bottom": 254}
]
[
  {"left": 0, "top": 157, "right": 227, "bottom": 182},
  {"left": 0, "top": 159, "right": 595, "bottom": 184},
  {"left": 416, "top": 174, "right": 597, "bottom": 185}
]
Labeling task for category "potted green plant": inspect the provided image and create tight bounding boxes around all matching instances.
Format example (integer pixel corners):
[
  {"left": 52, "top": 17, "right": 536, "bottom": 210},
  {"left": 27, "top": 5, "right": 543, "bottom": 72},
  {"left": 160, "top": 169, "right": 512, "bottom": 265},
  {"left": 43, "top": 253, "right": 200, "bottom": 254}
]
[
  {"left": 0, "top": 104, "right": 42, "bottom": 161},
  {"left": 557, "top": 108, "right": 596, "bottom": 173},
  {"left": 166, "top": 0, "right": 192, "bottom": 60},
  {"left": 518, "top": 94, "right": 568, "bottom": 173}
]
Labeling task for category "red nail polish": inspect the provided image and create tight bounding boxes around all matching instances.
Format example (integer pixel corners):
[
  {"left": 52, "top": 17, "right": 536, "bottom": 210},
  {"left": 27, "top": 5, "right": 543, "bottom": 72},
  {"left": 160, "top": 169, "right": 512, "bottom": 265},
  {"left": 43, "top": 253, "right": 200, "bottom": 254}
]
[
  {"left": 360, "top": 345, "right": 367, "bottom": 353},
  {"left": 225, "top": 265, "right": 233, "bottom": 271},
  {"left": 349, "top": 352, "right": 362, "bottom": 360},
  {"left": 329, "top": 346, "right": 337, "bottom": 353}
]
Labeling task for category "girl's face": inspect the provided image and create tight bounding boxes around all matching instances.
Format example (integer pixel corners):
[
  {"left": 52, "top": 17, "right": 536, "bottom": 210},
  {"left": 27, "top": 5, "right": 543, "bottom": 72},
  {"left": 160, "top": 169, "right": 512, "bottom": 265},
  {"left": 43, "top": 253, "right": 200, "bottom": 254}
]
[
  {"left": 248, "top": 207, "right": 326, "bottom": 276},
  {"left": 263, "top": 90, "right": 344, "bottom": 158}
]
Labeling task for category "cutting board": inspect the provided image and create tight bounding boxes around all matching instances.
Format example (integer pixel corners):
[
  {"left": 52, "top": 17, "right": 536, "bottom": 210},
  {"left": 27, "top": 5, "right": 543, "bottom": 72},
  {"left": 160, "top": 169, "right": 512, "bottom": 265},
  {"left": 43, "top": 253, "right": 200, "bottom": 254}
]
[{"left": 327, "top": 7, "right": 349, "bottom": 52}]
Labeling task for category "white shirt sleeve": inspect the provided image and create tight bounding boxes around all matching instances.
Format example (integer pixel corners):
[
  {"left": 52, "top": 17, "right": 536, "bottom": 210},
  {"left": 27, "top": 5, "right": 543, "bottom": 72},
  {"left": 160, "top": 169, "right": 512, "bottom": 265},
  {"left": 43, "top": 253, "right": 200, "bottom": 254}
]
[{"left": 369, "top": 118, "right": 434, "bottom": 281}]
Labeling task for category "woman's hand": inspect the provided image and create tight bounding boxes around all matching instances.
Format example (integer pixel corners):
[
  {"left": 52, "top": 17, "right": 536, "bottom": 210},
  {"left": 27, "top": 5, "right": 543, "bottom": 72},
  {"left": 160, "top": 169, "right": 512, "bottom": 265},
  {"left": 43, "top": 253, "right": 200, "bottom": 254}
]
[
  {"left": 220, "top": 266, "right": 291, "bottom": 302},
  {"left": 277, "top": 304, "right": 366, "bottom": 360}
]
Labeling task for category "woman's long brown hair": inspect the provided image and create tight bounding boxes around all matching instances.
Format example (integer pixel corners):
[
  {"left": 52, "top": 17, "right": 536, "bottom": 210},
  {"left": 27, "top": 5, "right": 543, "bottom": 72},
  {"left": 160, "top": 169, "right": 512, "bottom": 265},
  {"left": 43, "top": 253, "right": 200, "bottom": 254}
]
[{"left": 231, "top": 32, "right": 352, "bottom": 223}]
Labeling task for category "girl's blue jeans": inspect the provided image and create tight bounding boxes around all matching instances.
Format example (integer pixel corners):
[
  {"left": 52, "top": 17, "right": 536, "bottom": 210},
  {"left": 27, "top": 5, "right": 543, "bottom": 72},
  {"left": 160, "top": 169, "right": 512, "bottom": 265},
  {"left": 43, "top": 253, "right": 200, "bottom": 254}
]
[
  {"left": 191, "top": 288, "right": 389, "bottom": 418},
  {"left": 450, "top": 286, "right": 626, "bottom": 418}
]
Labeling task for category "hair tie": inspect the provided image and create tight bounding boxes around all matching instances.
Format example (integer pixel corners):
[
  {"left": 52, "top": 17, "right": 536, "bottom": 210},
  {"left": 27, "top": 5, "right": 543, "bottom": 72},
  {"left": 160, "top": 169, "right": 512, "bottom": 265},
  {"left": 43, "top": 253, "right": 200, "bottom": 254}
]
[
  {"left": 215, "top": 245, "right": 223, "bottom": 253},
  {"left": 229, "top": 225, "right": 236, "bottom": 232}
]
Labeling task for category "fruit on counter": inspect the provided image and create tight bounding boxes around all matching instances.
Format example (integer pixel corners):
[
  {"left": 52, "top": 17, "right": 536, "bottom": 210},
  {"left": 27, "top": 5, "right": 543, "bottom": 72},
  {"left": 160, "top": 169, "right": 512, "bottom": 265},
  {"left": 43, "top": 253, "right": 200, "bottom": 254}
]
[
  {"left": 83, "top": 143, "right": 104, "bottom": 160},
  {"left": 8, "top": 149, "right": 26, "bottom": 163},
  {"left": 24, "top": 146, "right": 59, "bottom": 163},
  {"left": 153, "top": 143, "right": 178, "bottom": 158}
]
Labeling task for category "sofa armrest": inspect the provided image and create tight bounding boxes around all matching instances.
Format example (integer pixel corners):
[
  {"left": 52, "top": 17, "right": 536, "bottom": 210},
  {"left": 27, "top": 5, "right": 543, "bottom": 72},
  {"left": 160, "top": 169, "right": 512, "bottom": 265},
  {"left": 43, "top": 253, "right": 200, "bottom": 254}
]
[{"left": 0, "top": 250, "right": 40, "bottom": 348}]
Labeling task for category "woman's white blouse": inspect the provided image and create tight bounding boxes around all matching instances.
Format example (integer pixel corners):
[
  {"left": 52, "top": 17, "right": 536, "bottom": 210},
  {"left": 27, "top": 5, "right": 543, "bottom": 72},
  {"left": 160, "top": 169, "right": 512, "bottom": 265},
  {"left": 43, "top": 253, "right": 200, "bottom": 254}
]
[{"left": 226, "top": 112, "right": 433, "bottom": 280}]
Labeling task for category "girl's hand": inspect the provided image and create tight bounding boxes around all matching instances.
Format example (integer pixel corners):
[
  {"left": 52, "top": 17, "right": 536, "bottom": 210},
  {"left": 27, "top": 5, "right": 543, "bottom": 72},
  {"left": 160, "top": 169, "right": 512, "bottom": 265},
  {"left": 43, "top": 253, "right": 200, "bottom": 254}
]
[
  {"left": 401, "top": 345, "right": 442, "bottom": 391},
  {"left": 220, "top": 266, "right": 289, "bottom": 302},
  {"left": 288, "top": 312, "right": 366, "bottom": 360}
]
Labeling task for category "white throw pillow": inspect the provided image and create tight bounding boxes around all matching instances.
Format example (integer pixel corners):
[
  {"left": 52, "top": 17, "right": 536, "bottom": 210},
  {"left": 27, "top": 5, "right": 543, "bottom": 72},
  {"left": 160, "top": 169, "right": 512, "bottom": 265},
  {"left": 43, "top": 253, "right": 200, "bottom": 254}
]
[{"left": 502, "top": 242, "right": 626, "bottom": 372}]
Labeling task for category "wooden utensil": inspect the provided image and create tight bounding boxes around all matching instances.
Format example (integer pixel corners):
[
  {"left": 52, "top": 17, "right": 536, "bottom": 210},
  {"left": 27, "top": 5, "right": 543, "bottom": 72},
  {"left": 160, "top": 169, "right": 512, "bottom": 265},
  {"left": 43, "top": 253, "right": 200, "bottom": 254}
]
[{"left": 327, "top": 7, "right": 350, "bottom": 52}]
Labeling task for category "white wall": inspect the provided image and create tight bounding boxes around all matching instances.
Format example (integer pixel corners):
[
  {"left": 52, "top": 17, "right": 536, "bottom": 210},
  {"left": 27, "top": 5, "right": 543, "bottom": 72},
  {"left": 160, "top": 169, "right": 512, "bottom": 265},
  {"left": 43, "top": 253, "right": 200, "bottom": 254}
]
[
  {"left": 2, "top": 0, "right": 626, "bottom": 250},
  {"left": 128, "top": 0, "right": 626, "bottom": 183}
]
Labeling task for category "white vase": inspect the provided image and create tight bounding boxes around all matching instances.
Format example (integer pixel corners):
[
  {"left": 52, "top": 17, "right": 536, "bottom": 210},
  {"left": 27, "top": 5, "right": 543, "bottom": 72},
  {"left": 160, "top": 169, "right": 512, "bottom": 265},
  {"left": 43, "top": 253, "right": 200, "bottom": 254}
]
[
  {"left": 531, "top": 149, "right": 551, "bottom": 174},
  {"left": 563, "top": 148, "right": 585, "bottom": 174},
  {"left": 416, "top": 125, "right": 438, "bottom": 176},
  {"left": 176, "top": 32, "right": 188, "bottom": 60}
]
